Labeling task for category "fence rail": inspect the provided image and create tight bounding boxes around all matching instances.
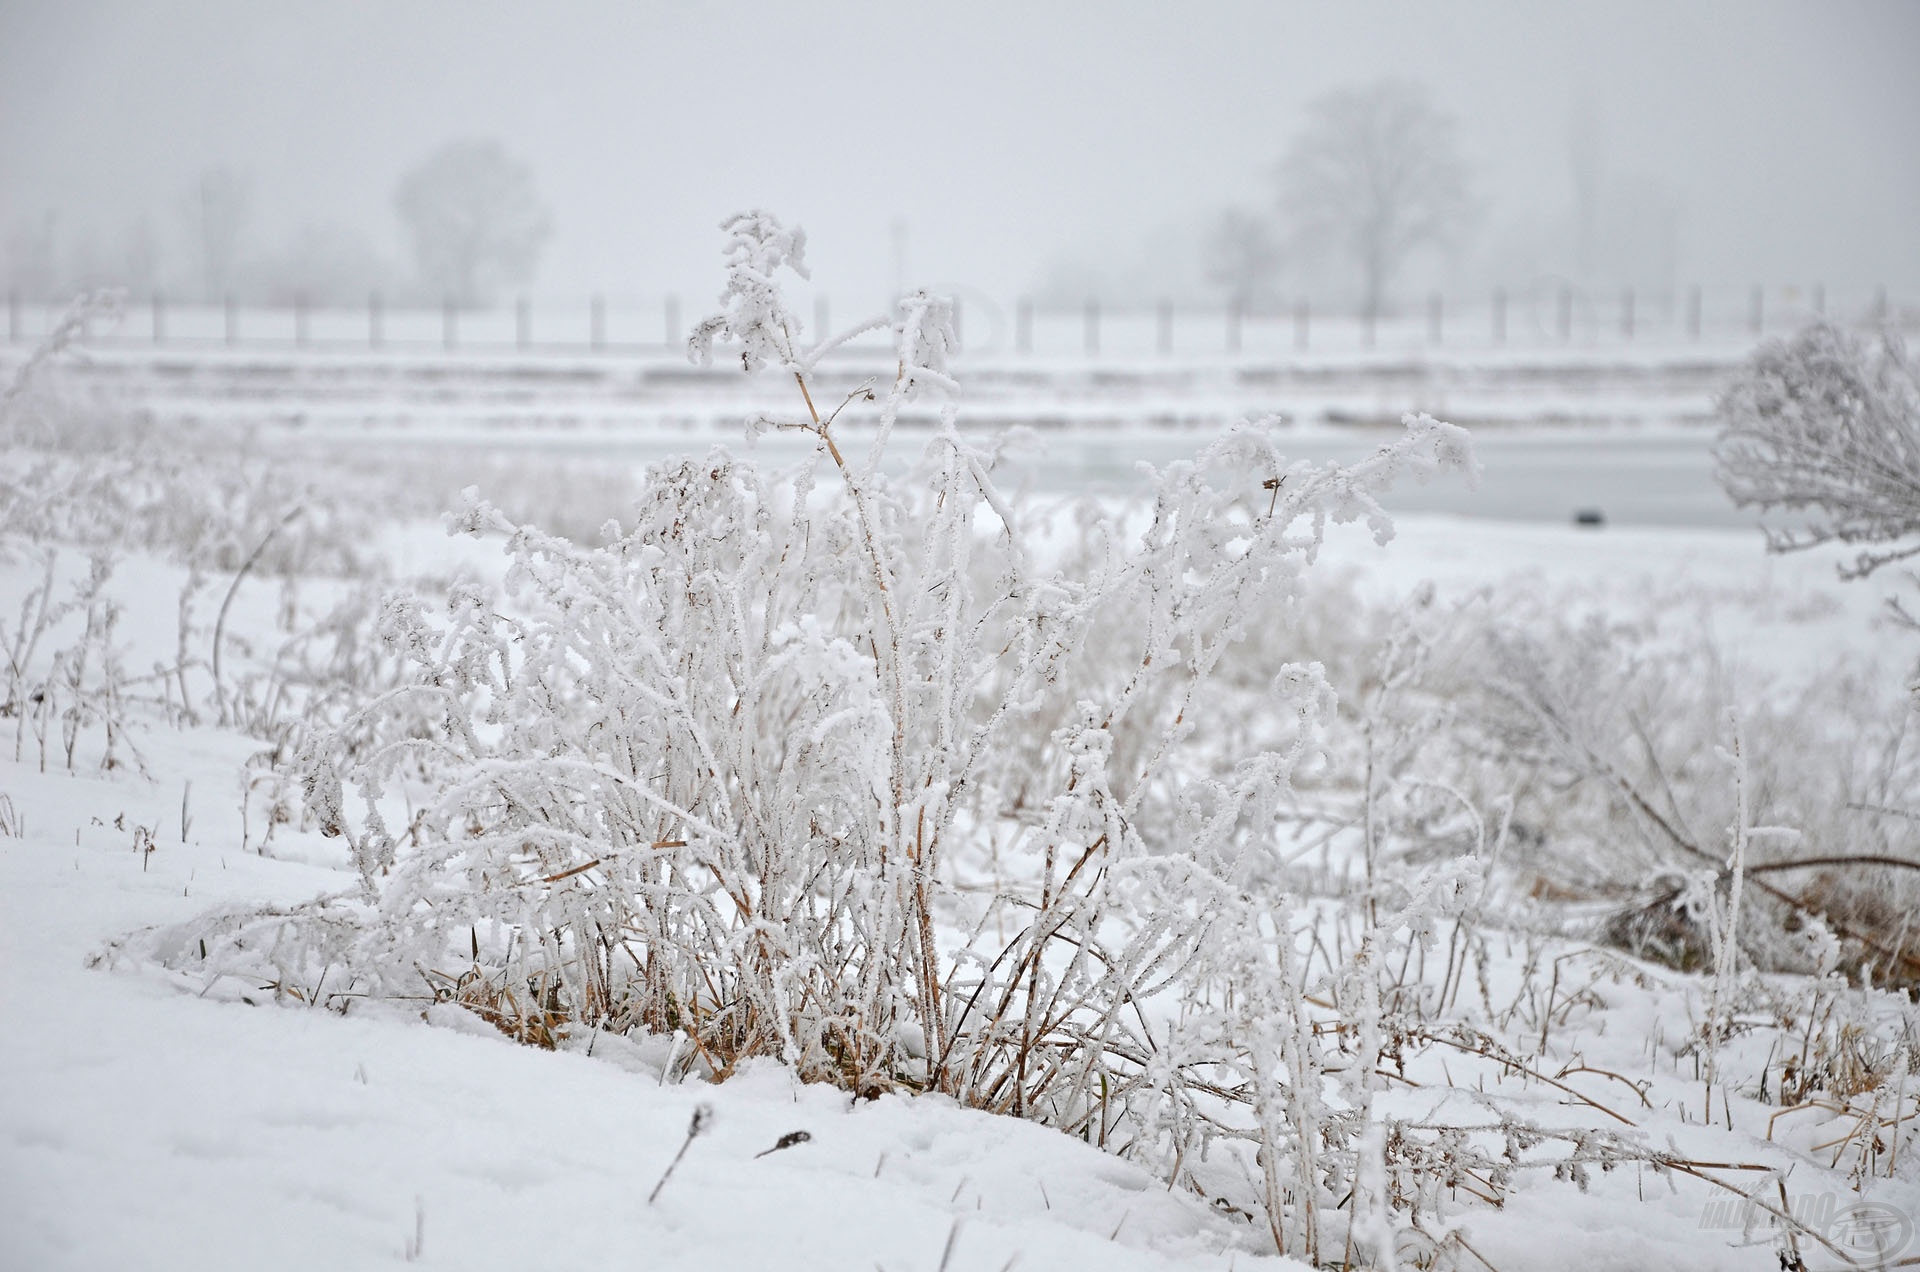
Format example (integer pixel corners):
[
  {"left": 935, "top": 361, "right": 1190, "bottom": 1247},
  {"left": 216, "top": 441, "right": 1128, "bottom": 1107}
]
[{"left": 3, "top": 284, "right": 1907, "bottom": 360}]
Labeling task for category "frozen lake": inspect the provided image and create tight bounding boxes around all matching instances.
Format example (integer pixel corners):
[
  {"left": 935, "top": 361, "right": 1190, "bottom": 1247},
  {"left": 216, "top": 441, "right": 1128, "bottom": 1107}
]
[{"left": 992, "top": 428, "right": 1739, "bottom": 528}]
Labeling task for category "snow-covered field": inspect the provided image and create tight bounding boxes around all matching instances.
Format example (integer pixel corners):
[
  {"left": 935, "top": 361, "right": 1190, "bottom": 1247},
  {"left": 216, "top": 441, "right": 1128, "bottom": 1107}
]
[{"left": 4, "top": 281, "right": 1918, "bottom": 1272}]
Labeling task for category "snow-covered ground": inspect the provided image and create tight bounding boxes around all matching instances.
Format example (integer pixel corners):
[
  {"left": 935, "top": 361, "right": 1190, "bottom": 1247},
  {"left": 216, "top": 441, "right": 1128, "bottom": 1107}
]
[{"left": 3, "top": 774, "right": 1274, "bottom": 1271}]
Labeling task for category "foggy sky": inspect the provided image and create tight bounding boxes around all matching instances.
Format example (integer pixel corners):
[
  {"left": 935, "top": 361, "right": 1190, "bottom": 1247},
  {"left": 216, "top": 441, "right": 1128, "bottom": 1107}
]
[{"left": 3, "top": 0, "right": 1916, "bottom": 314}]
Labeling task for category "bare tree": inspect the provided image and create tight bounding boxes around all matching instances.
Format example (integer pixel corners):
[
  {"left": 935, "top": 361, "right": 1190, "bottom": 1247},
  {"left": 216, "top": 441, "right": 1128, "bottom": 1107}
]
[
  {"left": 1715, "top": 323, "right": 1920, "bottom": 584},
  {"left": 1204, "top": 208, "right": 1284, "bottom": 310},
  {"left": 1274, "top": 80, "right": 1475, "bottom": 324},
  {"left": 392, "top": 139, "right": 552, "bottom": 308}
]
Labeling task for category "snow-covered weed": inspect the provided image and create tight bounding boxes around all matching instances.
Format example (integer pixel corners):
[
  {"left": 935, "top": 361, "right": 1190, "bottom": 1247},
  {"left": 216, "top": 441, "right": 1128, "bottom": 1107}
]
[
  {"left": 1312, "top": 576, "right": 1920, "bottom": 992},
  {"left": 0, "top": 312, "right": 450, "bottom": 771},
  {"left": 137, "top": 212, "right": 1505, "bottom": 1260},
  {"left": 71, "top": 217, "right": 1920, "bottom": 1266},
  {"left": 1716, "top": 321, "right": 1920, "bottom": 701},
  {"left": 1715, "top": 322, "right": 1920, "bottom": 582},
  {"left": 0, "top": 547, "right": 145, "bottom": 775},
  {"left": 2, "top": 302, "right": 391, "bottom": 590}
]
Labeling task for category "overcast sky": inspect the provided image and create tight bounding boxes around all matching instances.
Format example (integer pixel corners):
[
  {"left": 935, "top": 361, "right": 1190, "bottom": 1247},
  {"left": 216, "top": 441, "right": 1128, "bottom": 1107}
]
[{"left": 2, "top": 0, "right": 1916, "bottom": 315}]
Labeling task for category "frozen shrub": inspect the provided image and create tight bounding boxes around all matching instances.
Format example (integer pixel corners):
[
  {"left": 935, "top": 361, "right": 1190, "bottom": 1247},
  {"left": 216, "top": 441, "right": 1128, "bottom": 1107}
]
[
  {"left": 0, "top": 299, "right": 438, "bottom": 767},
  {"left": 1716, "top": 322, "right": 1920, "bottom": 703},
  {"left": 1, "top": 294, "right": 395, "bottom": 585},
  {"left": 98, "top": 215, "right": 1920, "bottom": 1265},
  {"left": 1714, "top": 322, "right": 1920, "bottom": 580},
  {"left": 1364, "top": 582, "right": 1920, "bottom": 989},
  {"left": 141, "top": 212, "right": 1489, "bottom": 1259}
]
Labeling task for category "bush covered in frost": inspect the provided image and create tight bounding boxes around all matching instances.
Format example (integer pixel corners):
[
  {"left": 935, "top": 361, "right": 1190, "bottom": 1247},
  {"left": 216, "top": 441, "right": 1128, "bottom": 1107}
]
[
  {"left": 136, "top": 212, "right": 1503, "bottom": 1258},
  {"left": 1716, "top": 321, "right": 1920, "bottom": 708},
  {"left": 1715, "top": 322, "right": 1920, "bottom": 582},
  {"left": 110, "top": 216, "right": 1919, "bottom": 1266}
]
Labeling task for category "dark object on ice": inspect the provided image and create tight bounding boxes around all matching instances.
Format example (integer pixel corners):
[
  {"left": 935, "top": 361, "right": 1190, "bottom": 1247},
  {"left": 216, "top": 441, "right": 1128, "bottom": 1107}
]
[{"left": 1573, "top": 508, "right": 1606, "bottom": 527}]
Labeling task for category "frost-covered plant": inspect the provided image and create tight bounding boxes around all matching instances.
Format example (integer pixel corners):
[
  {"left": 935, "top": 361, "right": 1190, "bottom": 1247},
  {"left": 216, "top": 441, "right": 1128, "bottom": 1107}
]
[
  {"left": 1715, "top": 323, "right": 1920, "bottom": 581},
  {"left": 2, "top": 300, "right": 395, "bottom": 587},
  {"left": 1, "top": 438, "right": 388, "bottom": 583},
  {"left": 0, "top": 301, "right": 439, "bottom": 762},
  {"left": 1715, "top": 322, "right": 1920, "bottom": 701},
  {"left": 1698, "top": 714, "right": 1800, "bottom": 1098},
  {"left": 1320, "top": 575, "right": 1920, "bottom": 991},
  {"left": 0, "top": 290, "right": 123, "bottom": 442},
  {"left": 140, "top": 211, "right": 1490, "bottom": 1260},
  {"left": 1, "top": 547, "right": 144, "bottom": 776},
  {"left": 105, "top": 213, "right": 1920, "bottom": 1261}
]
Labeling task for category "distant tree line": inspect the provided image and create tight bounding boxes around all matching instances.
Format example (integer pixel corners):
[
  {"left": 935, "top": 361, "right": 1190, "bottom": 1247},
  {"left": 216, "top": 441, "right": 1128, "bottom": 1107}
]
[
  {"left": 1037, "top": 79, "right": 1691, "bottom": 322},
  {"left": 4, "top": 139, "right": 552, "bottom": 310}
]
